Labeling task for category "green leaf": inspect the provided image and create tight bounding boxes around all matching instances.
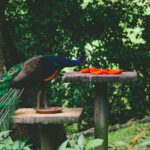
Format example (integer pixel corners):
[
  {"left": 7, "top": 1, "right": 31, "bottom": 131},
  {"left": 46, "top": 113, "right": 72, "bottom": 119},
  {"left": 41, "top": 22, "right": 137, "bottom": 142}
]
[
  {"left": 22, "top": 145, "right": 32, "bottom": 150},
  {"left": 0, "top": 130, "right": 31, "bottom": 150},
  {"left": 114, "top": 141, "right": 129, "bottom": 147},
  {"left": 19, "top": 141, "right": 26, "bottom": 148},
  {"left": 77, "top": 134, "right": 86, "bottom": 149},
  {"left": 74, "top": 145, "right": 80, "bottom": 150},
  {"left": 58, "top": 140, "right": 69, "bottom": 150},
  {"left": 69, "top": 138, "right": 76, "bottom": 146},
  {"left": 1, "top": 136, "right": 13, "bottom": 148},
  {"left": 86, "top": 139, "right": 103, "bottom": 149},
  {"left": 0, "top": 130, "right": 11, "bottom": 138},
  {"left": 11, "top": 140, "right": 20, "bottom": 149}
]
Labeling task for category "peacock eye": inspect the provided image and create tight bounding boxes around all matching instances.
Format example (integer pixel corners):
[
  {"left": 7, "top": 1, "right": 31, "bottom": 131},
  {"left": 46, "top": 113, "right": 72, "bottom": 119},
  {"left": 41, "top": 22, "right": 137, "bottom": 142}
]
[
  {"left": 0, "top": 77, "right": 4, "bottom": 82},
  {"left": 8, "top": 71, "right": 14, "bottom": 75}
]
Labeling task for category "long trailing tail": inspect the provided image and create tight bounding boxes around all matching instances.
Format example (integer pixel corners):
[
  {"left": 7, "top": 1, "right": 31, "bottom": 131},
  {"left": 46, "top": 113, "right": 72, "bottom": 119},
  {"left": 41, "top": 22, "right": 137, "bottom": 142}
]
[
  {"left": 0, "top": 88, "right": 24, "bottom": 129},
  {"left": 0, "top": 63, "right": 23, "bottom": 129}
]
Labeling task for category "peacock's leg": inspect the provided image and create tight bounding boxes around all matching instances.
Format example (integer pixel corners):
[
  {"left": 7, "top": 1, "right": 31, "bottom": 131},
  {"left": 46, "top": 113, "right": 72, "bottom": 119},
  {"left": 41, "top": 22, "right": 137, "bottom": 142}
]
[
  {"left": 37, "top": 90, "right": 43, "bottom": 109},
  {"left": 43, "top": 90, "right": 48, "bottom": 108}
]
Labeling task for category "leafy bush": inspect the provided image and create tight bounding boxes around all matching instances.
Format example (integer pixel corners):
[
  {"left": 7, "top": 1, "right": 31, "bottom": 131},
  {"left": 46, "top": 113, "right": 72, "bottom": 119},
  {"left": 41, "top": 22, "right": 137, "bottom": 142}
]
[
  {"left": 58, "top": 134, "right": 103, "bottom": 150},
  {"left": 0, "top": 130, "right": 32, "bottom": 150}
]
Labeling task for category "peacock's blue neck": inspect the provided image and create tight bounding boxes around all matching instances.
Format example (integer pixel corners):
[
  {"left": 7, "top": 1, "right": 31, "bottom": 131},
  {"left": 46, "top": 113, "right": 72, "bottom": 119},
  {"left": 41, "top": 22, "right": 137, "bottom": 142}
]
[
  {"left": 63, "top": 58, "right": 82, "bottom": 67},
  {"left": 46, "top": 55, "right": 84, "bottom": 68}
]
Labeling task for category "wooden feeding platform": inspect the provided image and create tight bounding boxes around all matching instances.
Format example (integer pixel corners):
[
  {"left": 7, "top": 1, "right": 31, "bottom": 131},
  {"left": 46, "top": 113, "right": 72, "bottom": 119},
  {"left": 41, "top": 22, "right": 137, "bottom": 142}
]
[
  {"left": 14, "top": 108, "right": 83, "bottom": 124},
  {"left": 13, "top": 108, "right": 83, "bottom": 150},
  {"left": 63, "top": 71, "right": 137, "bottom": 150},
  {"left": 63, "top": 72, "right": 137, "bottom": 83}
]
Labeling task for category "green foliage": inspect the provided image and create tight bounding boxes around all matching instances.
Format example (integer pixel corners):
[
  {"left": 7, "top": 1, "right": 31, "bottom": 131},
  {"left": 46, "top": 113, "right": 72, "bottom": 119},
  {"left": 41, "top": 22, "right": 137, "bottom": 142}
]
[
  {"left": 109, "top": 122, "right": 150, "bottom": 149},
  {"left": 4, "top": 0, "right": 150, "bottom": 124},
  {"left": 58, "top": 134, "right": 103, "bottom": 150},
  {"left": 0, "top": 130, "right": 32, "bottom": 150}
]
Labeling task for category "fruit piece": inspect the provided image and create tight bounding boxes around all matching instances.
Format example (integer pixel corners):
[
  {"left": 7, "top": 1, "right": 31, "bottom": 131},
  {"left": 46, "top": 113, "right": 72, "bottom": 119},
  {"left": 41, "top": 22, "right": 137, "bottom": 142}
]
[
  {"left": 106, "top": 70, "right": 123, "bottom": 75},
  {"left": 90, "top": 70, "right": 106, "bottom": 75},
  {"left": 81, "top": 68, "right": 90, "bottom": 73},
  {"left": 81, "top": 68, "right": 123, "bottom": 75}
]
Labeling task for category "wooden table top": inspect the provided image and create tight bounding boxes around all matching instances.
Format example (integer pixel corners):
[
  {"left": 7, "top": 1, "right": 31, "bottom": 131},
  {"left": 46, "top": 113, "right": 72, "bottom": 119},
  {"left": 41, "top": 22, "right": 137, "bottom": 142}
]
[
  {"left": 13, "top": 108, "right": 83, "bottom": 124},
  {"left": 63, "top": 71, "right": 137, "bottom": 83}
]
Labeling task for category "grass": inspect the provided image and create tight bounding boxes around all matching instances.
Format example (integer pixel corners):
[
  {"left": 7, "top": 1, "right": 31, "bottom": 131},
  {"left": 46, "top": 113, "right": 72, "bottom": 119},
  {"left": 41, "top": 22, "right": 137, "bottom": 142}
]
[{"left": 108, "top": 122, "right": 150, "bottom": 150}]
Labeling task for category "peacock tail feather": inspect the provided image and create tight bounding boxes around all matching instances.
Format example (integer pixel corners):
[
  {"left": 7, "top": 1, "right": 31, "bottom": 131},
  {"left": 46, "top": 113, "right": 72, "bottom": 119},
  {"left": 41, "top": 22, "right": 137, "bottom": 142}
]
[
  {"left": 0, "top": 63, "right": 24, "bottom": 130},
  {"left": 0, "top": 63, "right": 23, "bottom": 95}
]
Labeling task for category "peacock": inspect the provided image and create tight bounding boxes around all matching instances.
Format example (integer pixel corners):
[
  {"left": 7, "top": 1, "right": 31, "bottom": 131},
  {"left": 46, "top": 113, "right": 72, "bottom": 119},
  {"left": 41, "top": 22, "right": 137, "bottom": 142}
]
[{"left": 0, "top": 54, "right": 85, "bottom": 128}]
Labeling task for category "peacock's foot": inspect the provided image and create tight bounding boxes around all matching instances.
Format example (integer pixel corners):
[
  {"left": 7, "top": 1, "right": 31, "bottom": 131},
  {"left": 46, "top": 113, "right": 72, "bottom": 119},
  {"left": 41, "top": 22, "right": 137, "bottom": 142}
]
[{"left": 43, "top": 99, "right": 48, "bottom": 109}]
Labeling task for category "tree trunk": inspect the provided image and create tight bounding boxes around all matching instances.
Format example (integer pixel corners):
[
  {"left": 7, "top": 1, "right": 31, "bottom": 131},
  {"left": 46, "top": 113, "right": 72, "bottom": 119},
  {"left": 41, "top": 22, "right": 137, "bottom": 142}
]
[{"left": 0, "top": 0, "right": 24, "bottom": 74}]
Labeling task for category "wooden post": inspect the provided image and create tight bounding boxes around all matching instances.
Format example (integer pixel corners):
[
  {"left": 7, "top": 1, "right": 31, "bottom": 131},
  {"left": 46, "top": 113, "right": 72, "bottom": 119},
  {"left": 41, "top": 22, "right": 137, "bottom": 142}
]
[
  {"left": 40, "top": 124, "right": 66, "bottom": 150},
  {"left": 63, "top": 72, "right": 137, "bottom": 150},
  {"left": 94, "top": 83, "right": 108, "bottom": 150}
]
